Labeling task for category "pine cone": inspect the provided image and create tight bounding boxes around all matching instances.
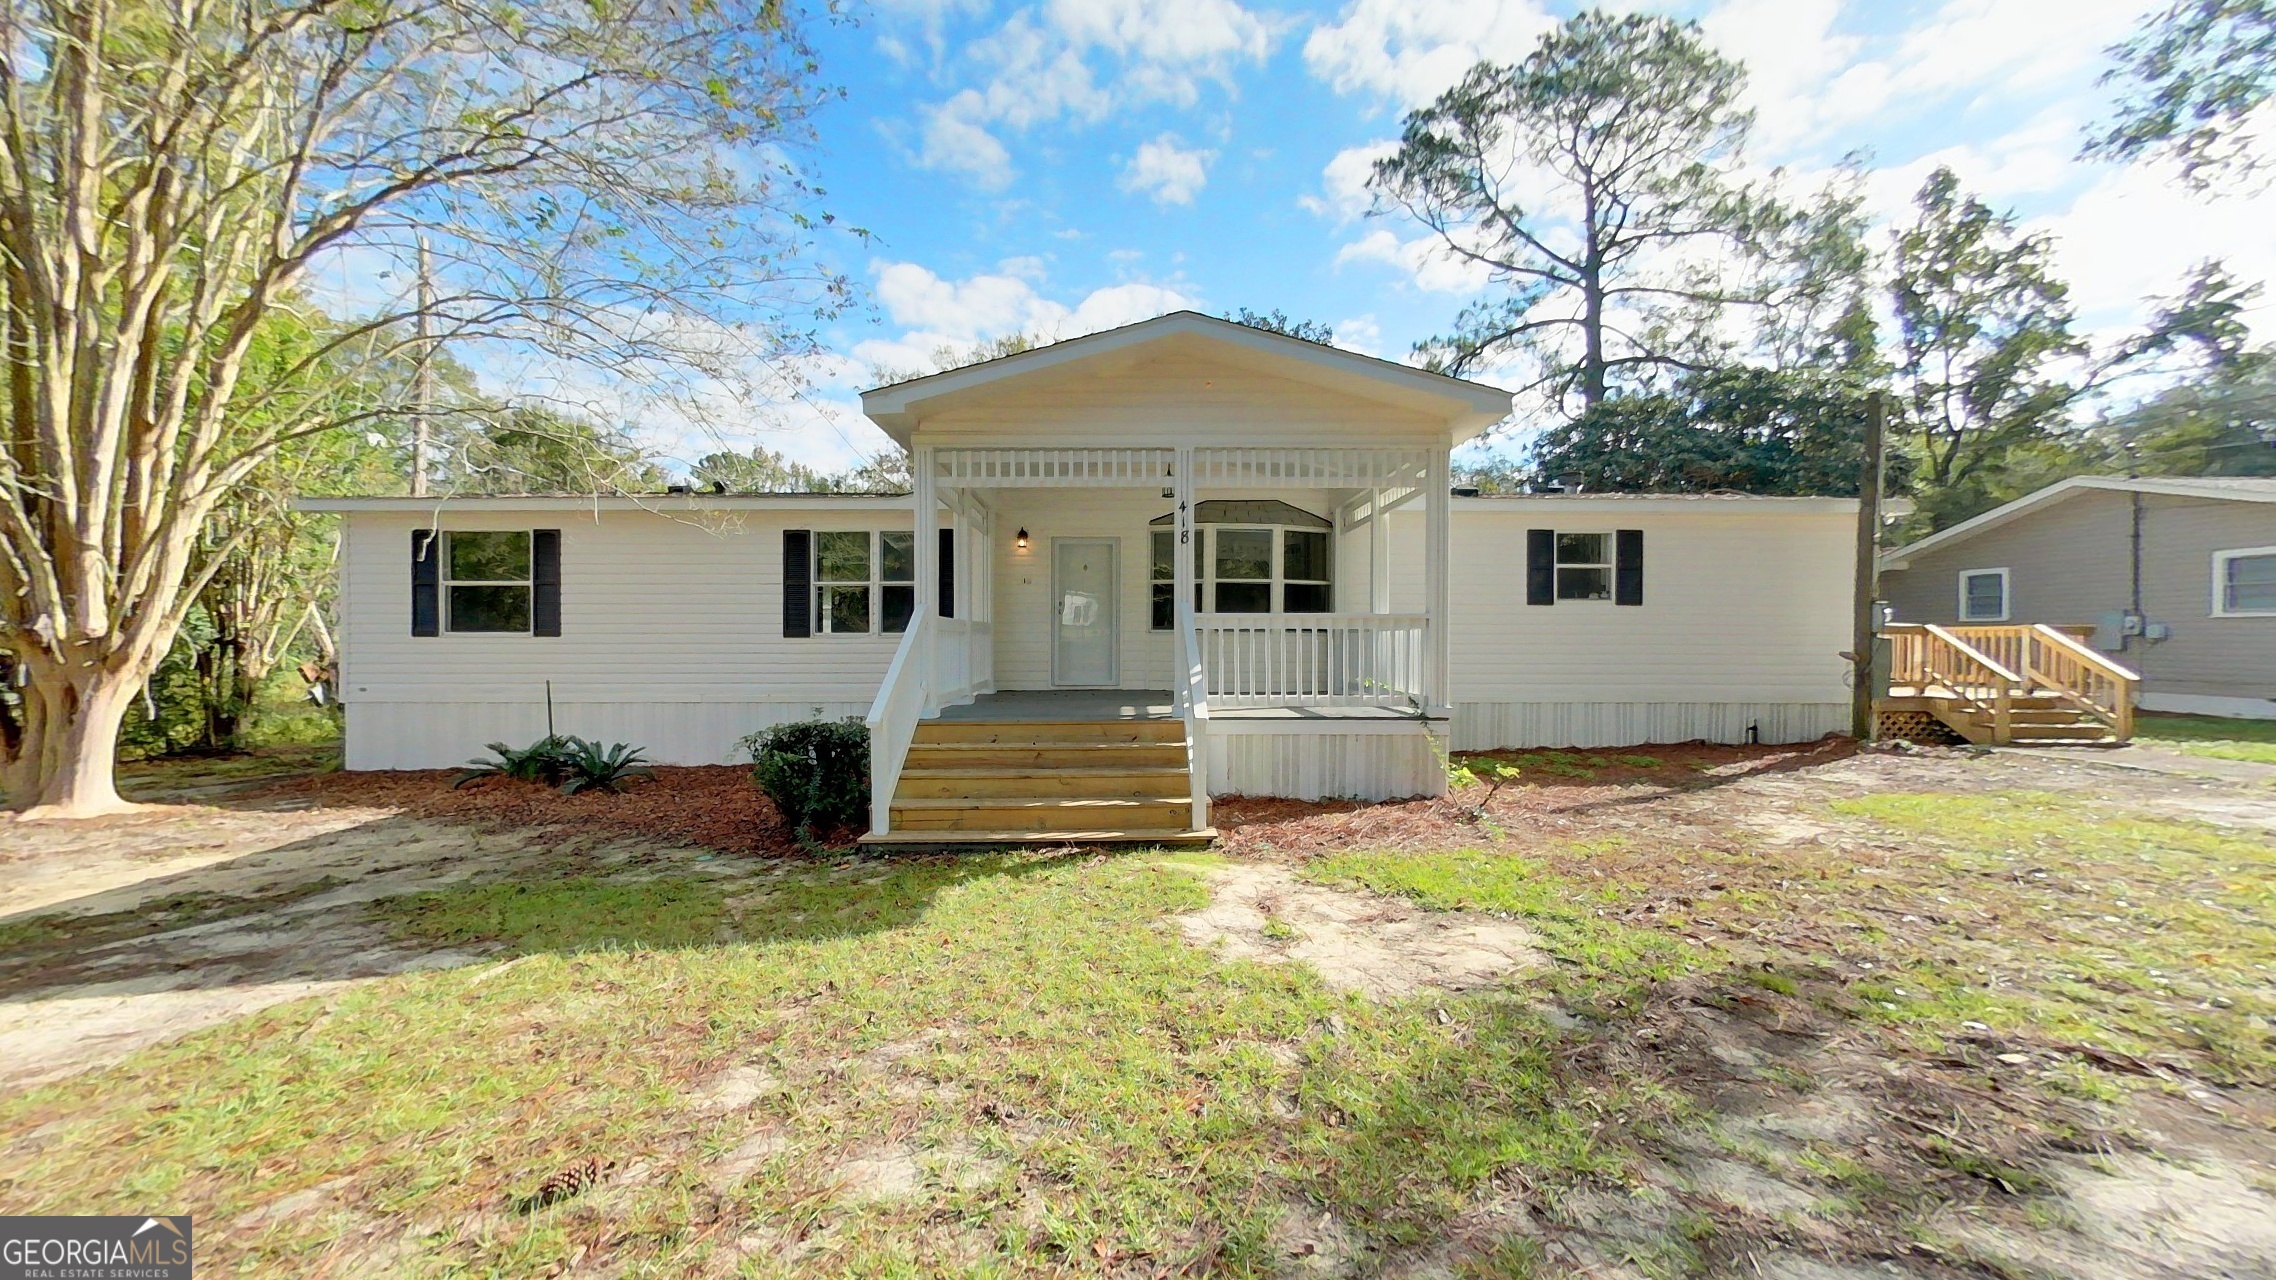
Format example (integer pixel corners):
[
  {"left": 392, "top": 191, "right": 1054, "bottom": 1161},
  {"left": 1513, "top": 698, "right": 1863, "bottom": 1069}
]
[{"left": 515, "top": 1156, "right": 611, "bottom": 1213}]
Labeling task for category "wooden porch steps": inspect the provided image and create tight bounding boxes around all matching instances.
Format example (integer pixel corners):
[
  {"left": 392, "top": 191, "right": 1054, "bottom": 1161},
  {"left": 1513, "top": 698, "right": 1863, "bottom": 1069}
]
[
  {"left": 1903, "top": 693, "right": 2123, "bottom": 746},
  {"left": 862, "top": 716, "right": 1212, "bottom": 846}
]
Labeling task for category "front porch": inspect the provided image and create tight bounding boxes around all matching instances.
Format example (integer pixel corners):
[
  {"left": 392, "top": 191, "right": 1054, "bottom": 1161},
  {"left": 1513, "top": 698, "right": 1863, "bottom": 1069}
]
[{"left": 864, "top": 444, "right": 1458, "bottom": 841}]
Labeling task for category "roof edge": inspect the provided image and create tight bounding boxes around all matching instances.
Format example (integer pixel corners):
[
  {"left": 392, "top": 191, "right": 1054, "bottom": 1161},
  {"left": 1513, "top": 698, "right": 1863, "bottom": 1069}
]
[{"left": 1881, "top": 475, "right": 2276, "bottom": 570}]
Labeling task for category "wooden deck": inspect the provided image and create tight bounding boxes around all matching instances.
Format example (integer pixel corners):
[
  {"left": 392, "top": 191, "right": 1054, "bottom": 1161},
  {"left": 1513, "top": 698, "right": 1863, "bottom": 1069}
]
[{"left": 1876, "top": 624, "right": 2140, "bottom": 747}]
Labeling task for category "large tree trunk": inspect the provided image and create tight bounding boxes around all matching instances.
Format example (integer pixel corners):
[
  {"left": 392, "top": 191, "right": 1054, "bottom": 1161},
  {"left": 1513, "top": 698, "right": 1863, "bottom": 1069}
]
[{"left": 4, "top": 650, "right": 151, "bottom": 818}]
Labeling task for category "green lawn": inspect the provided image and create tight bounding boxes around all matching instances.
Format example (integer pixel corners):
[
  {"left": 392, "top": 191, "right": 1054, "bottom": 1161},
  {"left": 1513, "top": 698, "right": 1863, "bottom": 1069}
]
[
  {"left": 4, "top": 778, "right": 2271, "bottom": 1276},
  {"left": 2134, "top": 711, "right": 2276, "bottom": 765},
  {"left": 0, "top": 854, "right": 1662, "bottom": 1277}
]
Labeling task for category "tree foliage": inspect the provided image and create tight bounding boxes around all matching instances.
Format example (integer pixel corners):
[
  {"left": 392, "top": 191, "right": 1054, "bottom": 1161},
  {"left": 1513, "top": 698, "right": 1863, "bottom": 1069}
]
[
  {"left": 1528, "top": 368, "right": 1894, "bottom": 497},
  {"left": 0, "top": 0, "right": 842, "bottom": 813},
  {"left": 2091, "top": 0, "right": 2276, "bottom": 187},
  {"left": 1369, "top": 12, "right": 1780, "bottom": 409},
  {"left": 1888, "top": 168, "right": 2084, "bottom": 499},
  {"left": 1223, "top": 309, "right": 1334, "bottom": 344}
]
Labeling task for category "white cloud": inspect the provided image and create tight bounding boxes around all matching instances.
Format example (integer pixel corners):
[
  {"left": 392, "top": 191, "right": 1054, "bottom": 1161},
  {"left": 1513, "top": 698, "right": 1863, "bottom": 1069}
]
[
  {"left": 1333, "top": 228, "right": 1489, "bottom": 293},
  {"left": 918, "top": 93, "right": 1014, "bottom": 187},
  {"left": 908, "top": 0, "right": 1275, "bottom": 188},
  {"left": 1302, "top": 0, "right": 1554, "bottom": 108},
  {"left": 1299, "top": 140, "right": 1396, "bottom": 220},
  {"left": 1119, "top": 134, "right": 1214, "bottom": 205},
  {"left": 854, "top": 260, "right": 1195, "bottom": 376},
  {"left": 1331, "top": 314, "right": 1382, "bottom": 356},
  {"left": 2032, "top": 159, "right": 2276, "bottom": 339}
]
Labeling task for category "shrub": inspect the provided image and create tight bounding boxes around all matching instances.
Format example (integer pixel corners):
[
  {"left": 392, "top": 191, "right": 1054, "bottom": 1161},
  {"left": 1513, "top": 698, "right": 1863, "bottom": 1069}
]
[
  {"left": 457, "top": 735, "right": 578, "bottom": 788},
  {"left": 741, "top": 719, "right": 869, "bottom": 838},
  {"left": 558, "top": 739, "right": 655, "bottom": 795}
]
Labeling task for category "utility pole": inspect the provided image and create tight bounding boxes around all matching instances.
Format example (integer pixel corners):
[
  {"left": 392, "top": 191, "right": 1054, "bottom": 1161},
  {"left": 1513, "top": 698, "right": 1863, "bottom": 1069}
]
[
  {"left": 410, "top": 236, "right": 434, "bottom": 497},
  {"left": 1849, "top": 392, "right": 1887, "bottom": 742}
]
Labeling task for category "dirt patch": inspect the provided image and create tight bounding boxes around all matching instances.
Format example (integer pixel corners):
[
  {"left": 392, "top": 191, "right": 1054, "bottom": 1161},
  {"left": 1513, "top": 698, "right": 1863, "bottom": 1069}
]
[
  {"left": 1943, "top": 1151, "right": 2276, "bottom": 1279},
  {"left": 1176, "top": 861, "right": 1544, "bottom": 998}
]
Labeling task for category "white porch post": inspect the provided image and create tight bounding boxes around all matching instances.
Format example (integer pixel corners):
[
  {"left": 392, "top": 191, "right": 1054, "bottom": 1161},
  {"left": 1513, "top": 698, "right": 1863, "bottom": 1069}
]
[
  {"left": 913, "top": 446, "right": 938, "bottom": 620},
  {"left": 1424, "top": 449, "right": 1450, "bottom": 712},
  {"left": 1173, "top": 446, "right": 1196, "bottom": 677},
  {"left": 1369, "top": 486, "right": 1391, "bottom": 614}
]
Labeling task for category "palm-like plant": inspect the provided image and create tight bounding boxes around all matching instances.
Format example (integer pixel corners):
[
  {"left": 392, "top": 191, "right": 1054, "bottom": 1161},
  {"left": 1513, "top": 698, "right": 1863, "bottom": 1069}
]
[
  {"left": 558, "top": 739, "right": 656, "bottom": 794},
  {"left": 455, "top": 735, "right": 576, "bottom": 788}
]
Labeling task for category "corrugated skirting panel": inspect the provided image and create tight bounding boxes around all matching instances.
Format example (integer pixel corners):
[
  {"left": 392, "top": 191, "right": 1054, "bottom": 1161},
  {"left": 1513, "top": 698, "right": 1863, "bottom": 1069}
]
[
  {"left": 1206, "top": 729, "right": 1445, "bottom": 801},
  {"left": 1451, "top": 702, "right": 1848, "bottom": 751},
  {"left": 345, "top": 701, "right": 873, "bottom": 770}
]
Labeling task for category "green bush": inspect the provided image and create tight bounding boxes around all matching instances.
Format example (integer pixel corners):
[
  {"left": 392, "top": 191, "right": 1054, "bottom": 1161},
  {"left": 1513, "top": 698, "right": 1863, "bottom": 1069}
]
[
  {"left": 558, "top": 739, "right": 655, "bottom": 794},
  {"left": 741, "top": 719, "right": 870, "bottom": 837},
  {"left": 455, "top": 735, "right": 576, "bottom": 788}
]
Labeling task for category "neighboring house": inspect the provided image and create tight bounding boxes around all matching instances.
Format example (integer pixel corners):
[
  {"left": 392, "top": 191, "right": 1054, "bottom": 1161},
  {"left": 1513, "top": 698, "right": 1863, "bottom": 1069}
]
[
  {"left": 303, "top": 312, "right": 1857, "bottom": 840},
  {"left": 1880, "top": 476, "right": 2276, "bottom": 720}
]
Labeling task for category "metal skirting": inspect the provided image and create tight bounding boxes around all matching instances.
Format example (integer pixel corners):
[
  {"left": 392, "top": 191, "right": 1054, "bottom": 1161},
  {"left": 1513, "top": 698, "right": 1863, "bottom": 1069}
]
[
  {"left": 1205, "top": 726, "right": 1444, "bottom": 801},
  {"left": 1450, "top": 702, "right": 1849, "bottom": 751}
]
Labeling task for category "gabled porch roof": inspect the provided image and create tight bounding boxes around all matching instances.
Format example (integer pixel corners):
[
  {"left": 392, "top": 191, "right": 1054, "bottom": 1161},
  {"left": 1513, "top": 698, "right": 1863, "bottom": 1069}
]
[{"left": 859, "top": 311, "right": 1514, "bottom": 446}]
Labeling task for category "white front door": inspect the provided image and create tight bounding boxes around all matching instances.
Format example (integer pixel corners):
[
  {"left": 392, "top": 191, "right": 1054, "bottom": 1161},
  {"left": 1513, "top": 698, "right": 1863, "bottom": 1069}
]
[{"left": 1052, "top": 537, "right": 1119, "bottom": 686}]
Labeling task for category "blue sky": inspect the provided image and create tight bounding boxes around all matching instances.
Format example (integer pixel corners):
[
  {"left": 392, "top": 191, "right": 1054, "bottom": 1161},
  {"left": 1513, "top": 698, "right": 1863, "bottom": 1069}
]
[{"left": 685, "top": 0, "right": 2276, "bottom": 474}]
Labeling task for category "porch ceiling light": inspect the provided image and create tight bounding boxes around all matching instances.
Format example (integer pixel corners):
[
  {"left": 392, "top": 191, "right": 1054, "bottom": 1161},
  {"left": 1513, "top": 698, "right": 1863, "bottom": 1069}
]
[{"left": 1016, "top": 527, "right": 1029, "bottom": 549}]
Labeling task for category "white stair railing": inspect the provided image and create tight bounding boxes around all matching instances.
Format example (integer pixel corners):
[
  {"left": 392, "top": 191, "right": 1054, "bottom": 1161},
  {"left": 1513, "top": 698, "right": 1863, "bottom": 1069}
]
[
  {"left": 865, "top": 613, "right": 934, "bottom": 834},
  {"left": 1175, "top": 598, "right": 1210, "bottom": 832}
]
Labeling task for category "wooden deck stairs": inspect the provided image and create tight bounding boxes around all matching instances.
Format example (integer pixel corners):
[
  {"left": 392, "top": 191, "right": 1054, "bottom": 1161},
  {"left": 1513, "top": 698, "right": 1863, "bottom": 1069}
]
[
  {"left": 1880, "top": 623, "right": 2140, "bottom": 748},
  {"left": 860, "top": 717, "right": 1216, "bottom": 847}
]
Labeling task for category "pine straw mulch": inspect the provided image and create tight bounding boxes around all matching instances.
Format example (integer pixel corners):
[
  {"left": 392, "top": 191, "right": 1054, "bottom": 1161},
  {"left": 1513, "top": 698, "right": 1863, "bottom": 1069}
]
[
  {"left": 258, "top": 765, "right": 843, "bottom": 859},
  {"left": 240, "top": 738, "right": 1852, "bottom": 866}
]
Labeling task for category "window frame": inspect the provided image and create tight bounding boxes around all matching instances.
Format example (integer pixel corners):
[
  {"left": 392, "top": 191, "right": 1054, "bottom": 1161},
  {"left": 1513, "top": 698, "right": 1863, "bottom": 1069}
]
[
  {"left": 1552, "top": 530, "right": 1613, "bottom": 603},
  {"left": 1957, "top": 567, "right": 2011, "bottom": 623},
  {"left": 812, "top": 529, "right": 917, "bottom": 637},
  {"left": 2211, "top": 546, "right": 2276, "bottom": 618},
  {"left": 1151, "top": 523, "right": 1333, "bottom": 629},
  {"left": 441, "top": 530, "right": 534, "bottom": 636}
]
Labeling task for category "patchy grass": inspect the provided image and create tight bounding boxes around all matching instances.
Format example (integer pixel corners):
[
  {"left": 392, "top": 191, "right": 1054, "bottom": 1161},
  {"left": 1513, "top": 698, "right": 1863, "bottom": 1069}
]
[
  {"left": 1822, "top": 791, "right": 2276, "bottom": 1081},
  {"left": 0, "top": 854, "right": 1655, "bottom": 1276},
  {"left": 1303, "top": 846, "right": 1693, "bottom": 989},
  {"left": 2135, "top": 712, "right": 2276, "bottom": 765}
]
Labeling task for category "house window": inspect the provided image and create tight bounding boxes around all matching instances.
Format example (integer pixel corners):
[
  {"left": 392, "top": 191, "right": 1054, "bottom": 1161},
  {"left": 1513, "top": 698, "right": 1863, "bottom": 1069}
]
[
  {"left": 815, "top": 531, "right": 915, "bottom": 635},
  {"left": 1149, "top": 501, "right": 1334, "bottom": 627},
  {"left": 444, "top": 531, "right": 531, "bottom": 633},
  {"left": 1554, "top": 533, "right": 1611, "bottom": 601},
  {"left": 1958, "top": 568, "right": 2010, "bottom": 622},
  {"left": 2213, "top": 547, "right": 2276, "bottom": 616}
]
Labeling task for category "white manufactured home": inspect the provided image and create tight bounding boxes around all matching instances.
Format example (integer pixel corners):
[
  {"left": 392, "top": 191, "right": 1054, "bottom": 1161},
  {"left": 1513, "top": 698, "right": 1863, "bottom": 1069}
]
[{"left": 306, "top": 313, "right": 1858, "bottom": 843}]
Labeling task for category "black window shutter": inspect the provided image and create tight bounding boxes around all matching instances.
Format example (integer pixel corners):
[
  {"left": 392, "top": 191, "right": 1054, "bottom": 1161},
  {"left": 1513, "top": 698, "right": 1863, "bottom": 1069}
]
[
  {"left": 937, "top": 527, "right": 955, "bottom": 620},
  {"left": 532, "top": 529, "right": 561, "bottom": 635},
  {"left": 783, "top": 528, "right": 811, "bottom": 637},
  {"left": 1614, "top": 529, "right": 1644, "bottom": 606},
  {"left": 411, "top": 530, "right": 440, "bottom": 636},
  {"left": 1525, "top": 528, "right": 1555, "bottom": 606}
]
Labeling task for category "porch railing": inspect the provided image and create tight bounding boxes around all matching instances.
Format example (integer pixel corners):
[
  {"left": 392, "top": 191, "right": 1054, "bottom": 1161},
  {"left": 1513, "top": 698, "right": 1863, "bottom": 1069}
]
[
  {"left": 1174, "top": 602, "right": 1211, "bottom": 831},
  {"left": 1885, "top": 622, "right": 2138, "bottom": 743},
  {"left": 1197, "top": 613, "right": 1429, "bottom": 708},
  {"left": 865, "top": 614, "right": 933, "bottom": 834}
]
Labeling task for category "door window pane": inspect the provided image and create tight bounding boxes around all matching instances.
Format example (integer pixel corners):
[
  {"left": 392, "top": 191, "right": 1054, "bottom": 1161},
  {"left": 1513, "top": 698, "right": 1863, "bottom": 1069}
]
[
  {"left": 1215, "top": 529, "right": 1272, "bottom": 580},
  {"left": 446, "top": 531, "right": 530, "bottom": 582},
  {"left": 449, "top": 584, "right": 531, "bottom": 632}
]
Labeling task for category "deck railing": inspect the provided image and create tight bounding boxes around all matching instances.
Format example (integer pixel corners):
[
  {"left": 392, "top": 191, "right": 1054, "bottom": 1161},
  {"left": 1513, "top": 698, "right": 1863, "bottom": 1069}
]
[
  {"left": 865, "top": 613, "right": 933, "bottom": 835},
  {"left": 1197, "top": 613, "right": 1428, "bottom": 708},
  {"left": 1885, "top": 622, "right": 2139, "bottom": 743}
]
